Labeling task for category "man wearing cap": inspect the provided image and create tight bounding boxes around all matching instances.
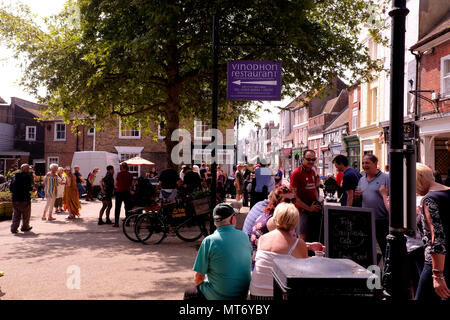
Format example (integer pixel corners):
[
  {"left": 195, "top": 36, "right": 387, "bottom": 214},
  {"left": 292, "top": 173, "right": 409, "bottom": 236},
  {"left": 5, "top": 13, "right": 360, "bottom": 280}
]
[
  {"left": 10, "top": 164, "right": 33, "bottom": 233},
  {"left": 184, "top": 203, "right": 252, "bottom": 300}
]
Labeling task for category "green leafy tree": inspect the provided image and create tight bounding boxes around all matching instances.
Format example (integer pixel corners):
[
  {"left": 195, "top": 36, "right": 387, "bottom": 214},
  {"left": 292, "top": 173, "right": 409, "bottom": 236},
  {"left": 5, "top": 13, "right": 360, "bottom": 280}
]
[{"left": 0, "top": 0, "right": 387, "bottom": 167}]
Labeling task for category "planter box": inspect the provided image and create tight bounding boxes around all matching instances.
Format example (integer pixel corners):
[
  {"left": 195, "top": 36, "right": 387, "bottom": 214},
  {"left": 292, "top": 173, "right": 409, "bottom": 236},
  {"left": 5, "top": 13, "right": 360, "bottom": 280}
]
[
  {"left": 0, "top": 202, "right": 13, "bottom": 220},
  {"left": 192, "top": 197, "right": 211, "bottom": 215}
]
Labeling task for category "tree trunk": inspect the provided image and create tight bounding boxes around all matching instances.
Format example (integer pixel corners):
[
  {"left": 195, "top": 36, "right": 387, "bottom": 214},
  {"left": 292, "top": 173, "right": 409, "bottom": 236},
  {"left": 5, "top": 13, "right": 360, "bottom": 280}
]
[{"left": 164, "top": 47, "right": 181, "bottom": 170}]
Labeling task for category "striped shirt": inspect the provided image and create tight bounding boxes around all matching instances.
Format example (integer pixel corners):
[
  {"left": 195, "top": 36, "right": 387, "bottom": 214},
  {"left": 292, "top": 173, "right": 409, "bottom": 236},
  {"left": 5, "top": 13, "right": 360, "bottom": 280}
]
[{"left": 44, "top": 174, "right": 58, "bottom": 198}]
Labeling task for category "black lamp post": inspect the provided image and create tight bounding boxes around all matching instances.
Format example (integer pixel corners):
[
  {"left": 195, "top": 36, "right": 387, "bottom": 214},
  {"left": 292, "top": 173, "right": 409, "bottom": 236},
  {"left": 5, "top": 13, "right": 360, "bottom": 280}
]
[{"left": 383, "top": 0, "right": 411, "bottom": 299}]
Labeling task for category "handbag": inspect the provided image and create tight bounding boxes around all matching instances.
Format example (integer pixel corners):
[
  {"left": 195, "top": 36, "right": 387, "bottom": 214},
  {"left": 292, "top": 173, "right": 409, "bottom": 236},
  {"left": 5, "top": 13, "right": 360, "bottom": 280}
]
[{"left": 97, "top": 192, "right": 105, "bottom": 201}]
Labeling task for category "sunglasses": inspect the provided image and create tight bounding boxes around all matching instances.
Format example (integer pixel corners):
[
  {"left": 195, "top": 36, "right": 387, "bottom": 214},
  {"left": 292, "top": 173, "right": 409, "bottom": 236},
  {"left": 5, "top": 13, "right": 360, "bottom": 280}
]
[
  {"left": 304, "top": 158, "right": 317, "bottom": 162},
  {"left": 282, "top": 197, "right": 296, "bottom": 204}
]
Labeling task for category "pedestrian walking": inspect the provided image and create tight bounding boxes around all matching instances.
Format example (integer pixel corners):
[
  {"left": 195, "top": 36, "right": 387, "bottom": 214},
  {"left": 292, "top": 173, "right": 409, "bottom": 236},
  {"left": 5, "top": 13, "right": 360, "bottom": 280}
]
[
  {"left": 73, "top": 165, "right": 86, "bottom": 199},
  {"left": 85, "top": 167, "right": 99, "bottom": 201},
  {"left": 274, "top": 166, "right": 283, "bottom": 186},
  {"left": 54, "top": 167, "right": 66, "bottom": 213},
  {"left": 10, "top": 163, "right": 33, "bottom": 234},
  {"left": 42, "top": 163, "right": 59, "bottom": 221},
  {"left": 113, "top": 162, "right": 133, "bottom": 228},
  {"left": 234, "top": 164, "right": 245, "bottom": 201},
  {"left": 290, "top": 149, "right": 322, "bottom": 242},
  {"left": 63, "top": 166, "right": 82, "bottom": 219},
  {"left": 98, "top": 165, "right": 114, "bottom": 225},
  {"left": 355, "top": 154, "right": 389, "bottom": 261}
]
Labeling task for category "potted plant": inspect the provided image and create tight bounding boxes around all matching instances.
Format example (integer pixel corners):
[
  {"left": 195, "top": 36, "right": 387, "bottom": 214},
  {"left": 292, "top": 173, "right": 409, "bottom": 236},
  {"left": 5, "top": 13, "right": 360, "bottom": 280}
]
[{"left": 0, "top": 190, "right": 13, "bottom": 220}]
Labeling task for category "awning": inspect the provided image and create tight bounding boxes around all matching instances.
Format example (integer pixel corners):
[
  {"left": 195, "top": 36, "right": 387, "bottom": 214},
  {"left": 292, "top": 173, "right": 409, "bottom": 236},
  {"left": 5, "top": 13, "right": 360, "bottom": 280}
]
[{"left": 122, "top": 156, "right": 155, "bottom": 165}]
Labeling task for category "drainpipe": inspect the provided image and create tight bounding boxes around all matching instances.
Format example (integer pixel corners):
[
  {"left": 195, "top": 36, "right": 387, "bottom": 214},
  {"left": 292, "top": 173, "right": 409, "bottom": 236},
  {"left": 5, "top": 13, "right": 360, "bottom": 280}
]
[{"left": 410, "top": 50, "right": 422, "bottom": 121}]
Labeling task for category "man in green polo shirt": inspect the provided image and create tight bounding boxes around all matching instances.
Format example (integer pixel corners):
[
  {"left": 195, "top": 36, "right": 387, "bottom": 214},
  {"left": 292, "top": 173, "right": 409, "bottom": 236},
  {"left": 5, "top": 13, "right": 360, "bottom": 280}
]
[{"left": 184, "top": 203, "right": 252, "bottom": 300}]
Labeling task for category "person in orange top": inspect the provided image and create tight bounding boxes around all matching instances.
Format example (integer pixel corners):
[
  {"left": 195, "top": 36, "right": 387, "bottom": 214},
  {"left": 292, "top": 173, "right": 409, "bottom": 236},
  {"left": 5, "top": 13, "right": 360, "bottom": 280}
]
[{"left": 63, "top": 166, "right": 81, "bottom": 219}]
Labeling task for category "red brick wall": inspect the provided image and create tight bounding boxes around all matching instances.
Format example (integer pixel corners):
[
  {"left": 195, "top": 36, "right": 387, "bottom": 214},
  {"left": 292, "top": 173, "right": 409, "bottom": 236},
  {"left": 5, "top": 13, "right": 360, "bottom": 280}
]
[
  {"left": 419, "top": 40, "right": 450, "bottom": 114},
  {"left": 44, "top": 122, "right": 93, "bottom": 169}
]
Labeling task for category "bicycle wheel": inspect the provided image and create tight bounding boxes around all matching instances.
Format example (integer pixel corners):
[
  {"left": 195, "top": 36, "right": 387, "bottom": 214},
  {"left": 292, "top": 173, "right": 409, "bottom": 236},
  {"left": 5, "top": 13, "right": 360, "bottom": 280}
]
[
  {"left": 175, "top": 215, "right": 206, "bottom": 242},
  {"left": 122, "top": 213, "right": 140, "bottom": 242},
  {"left": 135, "top": 213, "right": 166, "bottom": 244}
]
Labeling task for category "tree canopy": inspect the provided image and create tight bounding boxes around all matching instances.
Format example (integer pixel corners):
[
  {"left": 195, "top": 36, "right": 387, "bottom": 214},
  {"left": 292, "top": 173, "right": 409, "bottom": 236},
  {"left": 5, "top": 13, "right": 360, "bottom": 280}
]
[{"left": 0, "top": 0, "right": 387, "bottom": 167}]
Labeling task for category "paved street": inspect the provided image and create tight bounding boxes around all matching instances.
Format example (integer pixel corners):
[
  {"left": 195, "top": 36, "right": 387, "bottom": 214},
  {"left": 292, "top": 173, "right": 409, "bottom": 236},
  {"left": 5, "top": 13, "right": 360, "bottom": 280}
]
[{"left": 0, "top": 199, "right": 207, "bottom": 300}]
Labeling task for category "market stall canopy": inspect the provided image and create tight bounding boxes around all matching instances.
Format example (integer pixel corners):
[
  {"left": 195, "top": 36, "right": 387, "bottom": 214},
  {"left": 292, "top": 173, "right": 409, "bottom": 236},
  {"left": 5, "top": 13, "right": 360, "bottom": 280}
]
[{"left": 122, "top": 156, "right": 155, "bottom": 166}]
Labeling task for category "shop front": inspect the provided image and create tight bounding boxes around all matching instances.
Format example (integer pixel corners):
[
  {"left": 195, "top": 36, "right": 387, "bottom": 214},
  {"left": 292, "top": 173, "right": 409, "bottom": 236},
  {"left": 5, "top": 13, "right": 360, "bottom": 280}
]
[
  {"left": 417, "top": 114, "right": 450, "bottom": 181},
  {"left": 343, "top": 135, "right": 361, "bottom": 172}
]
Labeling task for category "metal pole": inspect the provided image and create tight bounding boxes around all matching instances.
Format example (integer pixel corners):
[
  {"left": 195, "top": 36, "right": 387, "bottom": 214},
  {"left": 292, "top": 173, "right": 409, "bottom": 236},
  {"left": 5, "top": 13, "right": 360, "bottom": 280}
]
[
  {"left": 210, "top": 14, "right": 219, "bottom": 234},
  {"left": 384, "top": 0, "right": 410, "bottom": 299}
]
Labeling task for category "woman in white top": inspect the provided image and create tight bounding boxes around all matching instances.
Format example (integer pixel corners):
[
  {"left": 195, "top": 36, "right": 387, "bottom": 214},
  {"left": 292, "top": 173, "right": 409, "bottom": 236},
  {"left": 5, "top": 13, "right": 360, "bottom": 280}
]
[
  {"left": 55, "top": 167, "right": 66, "bottom": 213},
  {"left": 249, "top": 202, "right": 309, "bottom": 299}
]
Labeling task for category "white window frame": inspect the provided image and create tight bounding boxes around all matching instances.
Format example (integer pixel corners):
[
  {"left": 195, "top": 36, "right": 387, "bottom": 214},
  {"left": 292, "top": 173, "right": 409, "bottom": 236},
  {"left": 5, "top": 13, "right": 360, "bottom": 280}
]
[
  {"left": 87, "top": 127, "right": 95, "bottom": 136},
  {"left": 54, "top": 123, "right": 66, "bottom": 141},
  {"left": 441, "top": 54, "right": 450, "bottom": 98},
  {"left": 47, "top": 157, "right": 59, "bottom": 170},
  {"left": 26, "top": 126, "right": 36, "bottom": 141},
  {"left": 119, "top": 152, "right": 140, "bottom": 177},
  {"left": 353, "top": 88, "right": 358, "bottom": 103},
  {"left": 352, "top": 108, "right": 358, "bottom": 131},
  {"left": 119, "top": 120, "right": 141, "bottom": 139}
]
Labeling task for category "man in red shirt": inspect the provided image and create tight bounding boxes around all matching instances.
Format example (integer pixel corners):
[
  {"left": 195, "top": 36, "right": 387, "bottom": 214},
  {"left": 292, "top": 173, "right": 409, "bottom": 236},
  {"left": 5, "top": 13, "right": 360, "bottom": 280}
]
[
  {"left": 335, "top": 170, "right": 344, "bottom": 201},
  {"left": 290, "top": 149, "right": 322, "bottom": 242},
  {"left": 113, "top": 162, "right": 133, "bottom": 227}
]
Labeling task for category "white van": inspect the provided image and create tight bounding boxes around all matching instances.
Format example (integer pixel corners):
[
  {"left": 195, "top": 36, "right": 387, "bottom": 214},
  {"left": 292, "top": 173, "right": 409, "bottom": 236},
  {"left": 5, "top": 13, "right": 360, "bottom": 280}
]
[{"left": 71, "top": 151, "right": 120, "bottom": 186}]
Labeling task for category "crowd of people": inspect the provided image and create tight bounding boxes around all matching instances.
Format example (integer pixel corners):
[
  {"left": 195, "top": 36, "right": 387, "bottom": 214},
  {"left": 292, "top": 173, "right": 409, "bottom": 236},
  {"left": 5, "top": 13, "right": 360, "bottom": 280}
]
[
  {"left": 184, "top": 149, "right": 449, "bottom": 301},
  {"left": 5, "top": 149, "right": 449, "bottom": 301}
]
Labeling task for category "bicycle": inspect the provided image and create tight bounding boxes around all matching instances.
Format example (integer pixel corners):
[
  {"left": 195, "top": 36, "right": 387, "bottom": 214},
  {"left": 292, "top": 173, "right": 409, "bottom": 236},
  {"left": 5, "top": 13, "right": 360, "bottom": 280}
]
[
  {"left": 122, "top": 207, "right": 148, "bottom": 242},
  {"left": 134, "top": 197, "right": 210, "bottom": 244}
]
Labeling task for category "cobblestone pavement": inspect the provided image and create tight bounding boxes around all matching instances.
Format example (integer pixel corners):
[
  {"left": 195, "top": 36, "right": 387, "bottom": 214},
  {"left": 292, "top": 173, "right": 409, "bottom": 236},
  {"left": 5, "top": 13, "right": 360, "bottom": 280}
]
[{"left": 0, "top": 198, "right": 212, "bottom": 300}]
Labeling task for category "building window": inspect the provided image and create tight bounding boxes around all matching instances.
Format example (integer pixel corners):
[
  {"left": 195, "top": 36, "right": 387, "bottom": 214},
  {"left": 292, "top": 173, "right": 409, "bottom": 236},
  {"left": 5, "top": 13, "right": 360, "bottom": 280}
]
[
  {"left": 88, "top": 127, "right": 95, "bottom": 136},
  {"left": 441, "top": 54, "right": 450, "bottom": 98},
  {"left": 368, "top": 38, "right": 378, "bottom": 61},
  {"left": 54, "top": 123, "right": 66, "bottom": 141},
  {"left": 352, "top": 108, "right": 358, "bottom": 131},
  {"left": 26, "top": 126, "right": 36, "bottom": 141},
  {"left": 48, "top": 157, "right": 59, "bottom": 169},
  {"left": 368, "top": 85, "right": 378, "bottom": 124},
  {"left": 119, "top": 153, "right": 139, "bottom": 177},
  {"left": 353, "top": 88, "right": 358, "bottom": 103},
  {"left": 119, "top": 120, "right": 141, "bottom": 139}
]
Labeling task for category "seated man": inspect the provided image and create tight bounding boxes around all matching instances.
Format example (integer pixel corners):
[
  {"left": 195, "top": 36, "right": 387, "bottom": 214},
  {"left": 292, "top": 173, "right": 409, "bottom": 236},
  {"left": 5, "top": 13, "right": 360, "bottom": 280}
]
[{"left": 184, "top": 203, "right": 252, "bottom": 300}]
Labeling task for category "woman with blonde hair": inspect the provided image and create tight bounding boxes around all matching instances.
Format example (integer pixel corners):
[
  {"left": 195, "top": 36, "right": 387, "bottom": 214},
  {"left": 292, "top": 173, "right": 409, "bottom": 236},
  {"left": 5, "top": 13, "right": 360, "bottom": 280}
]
[
  {"left": 63, "top": 166, "right": 82, "bottom": 219},
  {"left": 249, "top": 202, "right": 309, "bottom": 299},
  {"left": 415, "top": 163, "right": 450, "bottom": 300}
]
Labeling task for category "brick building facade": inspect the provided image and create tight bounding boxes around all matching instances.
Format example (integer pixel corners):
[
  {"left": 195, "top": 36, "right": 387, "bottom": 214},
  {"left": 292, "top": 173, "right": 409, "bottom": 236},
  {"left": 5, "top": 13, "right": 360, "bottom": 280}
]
[{"left": 411, "top": 12, "right": 450, "bottom": 179}]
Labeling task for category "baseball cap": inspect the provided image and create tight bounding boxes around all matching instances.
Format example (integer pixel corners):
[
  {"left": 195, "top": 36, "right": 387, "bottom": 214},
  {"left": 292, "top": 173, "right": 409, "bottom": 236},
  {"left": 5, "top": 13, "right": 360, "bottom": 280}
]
[{"left": 213, "top": 203, "right": 239, "bottom": 222}]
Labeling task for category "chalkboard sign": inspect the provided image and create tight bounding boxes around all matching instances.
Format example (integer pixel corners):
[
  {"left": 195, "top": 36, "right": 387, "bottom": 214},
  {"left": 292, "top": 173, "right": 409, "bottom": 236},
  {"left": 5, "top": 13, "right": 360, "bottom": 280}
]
[{"left": 324, "top": 205, "right": 376, "bottom": 268}]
